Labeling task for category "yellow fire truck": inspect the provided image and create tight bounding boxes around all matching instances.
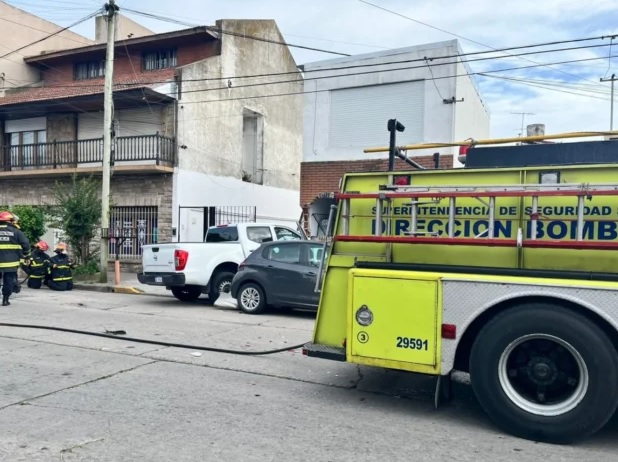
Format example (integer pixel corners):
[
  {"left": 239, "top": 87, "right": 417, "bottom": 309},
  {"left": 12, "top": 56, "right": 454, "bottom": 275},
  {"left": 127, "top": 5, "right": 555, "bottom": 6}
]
[{"left": 303, "top": 130, "right": 618, "bottom": 444}]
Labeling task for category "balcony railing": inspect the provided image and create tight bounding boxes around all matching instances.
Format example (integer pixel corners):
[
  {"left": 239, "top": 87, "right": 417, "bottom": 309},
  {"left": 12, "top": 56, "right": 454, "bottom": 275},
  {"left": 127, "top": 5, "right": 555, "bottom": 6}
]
[{"left": 0, "top": 134, "right": 176, "bottom": 171}]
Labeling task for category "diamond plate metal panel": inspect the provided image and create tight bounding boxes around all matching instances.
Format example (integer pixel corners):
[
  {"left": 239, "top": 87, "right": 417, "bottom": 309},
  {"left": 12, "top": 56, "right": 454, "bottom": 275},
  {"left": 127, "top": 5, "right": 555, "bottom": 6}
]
[{"left": 441, "top": 279, "right": 618, "bottom": 371}]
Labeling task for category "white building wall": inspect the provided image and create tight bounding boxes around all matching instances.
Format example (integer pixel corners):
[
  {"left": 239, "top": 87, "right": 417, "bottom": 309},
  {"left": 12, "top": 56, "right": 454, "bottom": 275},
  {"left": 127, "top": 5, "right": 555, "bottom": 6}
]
[
  {"left": 302, "top": 40, "right": 490, "bottom": 164},
  {"left": 175, "top": 170, "right": 301, "bottom": 225},
  {"left": 453, "top": 60, "right": 491, "bottom": 166},
  {"left": 172, "top": 20, "right": 303, "bottom": 239},
  {"left": 0, "top": 2, "right": 93, "bottom": 93}
]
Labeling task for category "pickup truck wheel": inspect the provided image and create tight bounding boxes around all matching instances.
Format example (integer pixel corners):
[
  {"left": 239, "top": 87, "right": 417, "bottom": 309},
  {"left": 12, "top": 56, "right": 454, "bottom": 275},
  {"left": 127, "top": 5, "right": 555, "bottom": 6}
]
[
  {"left": 469, "top": 302, "right": 618, "bottom": 444},
  {"left": 171, "top": 285, "right": 202, "bottom": 302},
  {"left": 209, "top": 271, "right": 235, "bottom": 303},
  {"left": 238, "top": 283, "right": 266, "bottom": 314}
]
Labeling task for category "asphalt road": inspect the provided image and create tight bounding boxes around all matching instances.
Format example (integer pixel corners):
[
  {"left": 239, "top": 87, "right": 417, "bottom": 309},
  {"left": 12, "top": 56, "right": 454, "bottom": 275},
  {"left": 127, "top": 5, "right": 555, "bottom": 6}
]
[{"left": 0, "top": 289, "right": 616, "bottom": 461}]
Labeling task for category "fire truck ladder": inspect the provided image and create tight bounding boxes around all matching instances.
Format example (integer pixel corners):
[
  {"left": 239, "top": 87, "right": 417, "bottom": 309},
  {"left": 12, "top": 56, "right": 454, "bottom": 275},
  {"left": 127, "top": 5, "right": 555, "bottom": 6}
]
[{"left": 335, "top": 182, "right": 618, "bottom": 251}]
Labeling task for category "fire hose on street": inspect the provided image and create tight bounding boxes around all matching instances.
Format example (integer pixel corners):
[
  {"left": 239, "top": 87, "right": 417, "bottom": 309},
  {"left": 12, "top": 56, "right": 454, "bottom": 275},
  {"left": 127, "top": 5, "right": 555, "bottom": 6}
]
[{"left": 0, "top": 322, "right": 307, "bottom": 355}]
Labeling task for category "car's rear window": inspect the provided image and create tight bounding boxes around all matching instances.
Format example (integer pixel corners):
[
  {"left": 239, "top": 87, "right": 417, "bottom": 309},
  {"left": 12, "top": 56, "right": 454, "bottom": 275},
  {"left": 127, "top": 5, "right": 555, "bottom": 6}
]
[{"left": 206, "top": 226, "right": 239, "bottom": 242}]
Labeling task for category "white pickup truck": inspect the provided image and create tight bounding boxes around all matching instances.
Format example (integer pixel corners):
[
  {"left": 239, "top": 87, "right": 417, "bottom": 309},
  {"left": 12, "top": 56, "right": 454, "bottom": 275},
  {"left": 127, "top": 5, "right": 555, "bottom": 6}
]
[{"left": 137, "top": 223, "right": 305, "bottom": 303}]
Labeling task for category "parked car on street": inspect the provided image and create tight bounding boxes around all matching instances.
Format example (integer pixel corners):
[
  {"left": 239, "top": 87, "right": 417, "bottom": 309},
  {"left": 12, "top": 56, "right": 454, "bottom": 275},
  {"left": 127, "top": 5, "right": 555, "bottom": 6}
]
[
  {"left": 138, "top": 223, "right": 305, "bottom": 303},
  {"left": 230, "top": 240, "right": 329, "bottom": 314}
]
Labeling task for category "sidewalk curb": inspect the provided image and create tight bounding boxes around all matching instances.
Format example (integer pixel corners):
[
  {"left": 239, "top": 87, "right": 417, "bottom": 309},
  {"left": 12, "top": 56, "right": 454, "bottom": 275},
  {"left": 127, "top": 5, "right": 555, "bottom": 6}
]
[
  {"left": 73, "top": 284, "right": 113, "bottom": 293},
  {"left": 73, "top": 283, "right": 168, "bottom": 297},
  {"left": 73, "top": 284, "right": 144, "bottom": 294},
  {"left": 113, "top": 286, "right": 145, "bottom": 295}
]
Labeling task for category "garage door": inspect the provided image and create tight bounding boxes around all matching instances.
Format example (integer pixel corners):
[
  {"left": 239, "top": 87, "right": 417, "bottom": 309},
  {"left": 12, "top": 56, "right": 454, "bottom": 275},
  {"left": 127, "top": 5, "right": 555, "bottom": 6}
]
[
  {"left": 328, "top": 80, "right": 425, "bottom": 149},
  {"left": 77, "top": 107, "right": 163, "bottom": 140}
]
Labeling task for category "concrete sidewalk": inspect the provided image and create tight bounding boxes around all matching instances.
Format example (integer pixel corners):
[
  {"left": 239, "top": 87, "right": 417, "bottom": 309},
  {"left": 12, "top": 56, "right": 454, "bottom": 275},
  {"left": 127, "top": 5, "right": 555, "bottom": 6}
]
[{"left": 72, "top": 271, "right": 171, "bottom": 297}]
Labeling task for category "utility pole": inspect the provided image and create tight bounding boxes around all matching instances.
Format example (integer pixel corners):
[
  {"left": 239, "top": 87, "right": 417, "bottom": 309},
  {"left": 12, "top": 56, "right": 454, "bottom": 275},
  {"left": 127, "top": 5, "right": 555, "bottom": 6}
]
[
  {"left": 600, "top": 74, "right": 617, "bottom": 130},
  {"left": 99, "top": 0, "right": 118, "bottom": 283},
  {"left": 511, "top": 112, "right": 535, "bottom": 137}
]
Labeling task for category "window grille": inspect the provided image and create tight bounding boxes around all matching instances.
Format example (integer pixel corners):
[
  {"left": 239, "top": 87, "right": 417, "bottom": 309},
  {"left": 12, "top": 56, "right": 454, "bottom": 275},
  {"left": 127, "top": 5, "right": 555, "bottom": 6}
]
[{"left": 108, "top": 206, "right": 158, "bottom": 259}]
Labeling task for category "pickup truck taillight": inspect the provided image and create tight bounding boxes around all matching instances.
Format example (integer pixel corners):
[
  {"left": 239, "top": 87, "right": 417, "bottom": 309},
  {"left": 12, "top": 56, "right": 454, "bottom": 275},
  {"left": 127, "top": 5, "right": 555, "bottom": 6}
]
[
  {"left": 174, "top": 249, "right": 189, "bottom": 271},
  {"left": 238, "top": 260, "right": 246, "bottom": 272}
]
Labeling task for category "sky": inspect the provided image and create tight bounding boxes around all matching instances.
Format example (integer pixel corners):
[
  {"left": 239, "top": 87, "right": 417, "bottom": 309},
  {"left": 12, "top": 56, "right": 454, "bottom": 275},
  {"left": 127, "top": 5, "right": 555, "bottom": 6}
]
[{"left": 8, "top": 0, "right": 618, "bottom": 140}]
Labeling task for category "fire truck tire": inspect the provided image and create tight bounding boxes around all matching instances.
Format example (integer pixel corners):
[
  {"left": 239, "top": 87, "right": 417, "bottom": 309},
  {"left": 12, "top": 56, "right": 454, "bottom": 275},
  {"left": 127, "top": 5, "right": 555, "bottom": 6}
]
[
  {"left": 469, "top": 302, "right": 618, "bottom": 444},
  {"left": 237, "top": 283, "right": 267, "bottom": 314},
  {"left": 171, "top": 285, "right": 202, "bottom": 302}
]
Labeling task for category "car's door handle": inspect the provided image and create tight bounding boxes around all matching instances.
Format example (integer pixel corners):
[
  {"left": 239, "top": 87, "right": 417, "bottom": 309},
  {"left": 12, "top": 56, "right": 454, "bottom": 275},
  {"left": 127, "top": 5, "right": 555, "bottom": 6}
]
[
  {"left": 305, "top": 271, "right": 316, "bottom": 276},
  {"left": 267, "top": 265, "right": 274, "bottom": 268}
]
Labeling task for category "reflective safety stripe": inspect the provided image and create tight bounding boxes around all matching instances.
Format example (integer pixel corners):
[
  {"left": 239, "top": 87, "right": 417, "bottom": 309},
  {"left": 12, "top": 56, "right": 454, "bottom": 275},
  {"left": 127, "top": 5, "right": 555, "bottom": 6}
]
[
  {"left": 0, "top": 262, "right": 19, "bottom": 268},
  {"left": 30, "top": 275, "right": 44, "bottom": 279},
  {"left": 0, "top": 244, "right": 22, "bottom": 250},
  {"left": 57, "top": 265, "right": 70, "bottom": 269},
  {"left": 31, "top": 262, "right": 45, "bottom": 267},
  {"left": 52, "top": 277, "right": 72, "bottom": 282}
]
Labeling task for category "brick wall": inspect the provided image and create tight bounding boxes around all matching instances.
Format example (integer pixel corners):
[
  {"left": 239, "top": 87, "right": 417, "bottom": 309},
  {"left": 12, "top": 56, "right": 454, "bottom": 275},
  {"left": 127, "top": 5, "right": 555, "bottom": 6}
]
[
  {"left": 42, "top": 41, "right": 220, "bottom": 85},
  {"left": 300, "top": 155, "right": 454, "bottom": 207},
  {"left": 0, "top": 173, "right": 173, "bottom": 272}
]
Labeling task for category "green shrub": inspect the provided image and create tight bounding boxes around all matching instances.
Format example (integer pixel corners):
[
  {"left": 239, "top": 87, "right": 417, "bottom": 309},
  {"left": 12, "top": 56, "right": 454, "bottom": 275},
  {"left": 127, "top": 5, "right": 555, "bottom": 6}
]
[{"left": 50, "top": 174, "right": 102, "bottom": 265}]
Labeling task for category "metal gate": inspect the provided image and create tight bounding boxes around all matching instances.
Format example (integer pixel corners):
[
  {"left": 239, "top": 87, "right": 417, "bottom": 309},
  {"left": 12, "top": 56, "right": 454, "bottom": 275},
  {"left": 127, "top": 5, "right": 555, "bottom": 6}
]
[{"left": 177, "top": 205, "right": 256, "bottom": 242}]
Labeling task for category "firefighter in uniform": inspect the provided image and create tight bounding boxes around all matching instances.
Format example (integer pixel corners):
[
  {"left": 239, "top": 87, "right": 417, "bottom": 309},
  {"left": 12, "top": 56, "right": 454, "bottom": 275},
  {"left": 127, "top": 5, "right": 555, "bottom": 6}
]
[
  {"left": 11, "top": 214, "right": 23, "bottom": 294},
  {"left": 22, "top": 241, "right": 50, "bottom": 289},
  {"left": 47, "top": 243, "right": 74, "bottom": 291},
  {"left": 0, "top": 211, "right": 30, "bottom": 306}
]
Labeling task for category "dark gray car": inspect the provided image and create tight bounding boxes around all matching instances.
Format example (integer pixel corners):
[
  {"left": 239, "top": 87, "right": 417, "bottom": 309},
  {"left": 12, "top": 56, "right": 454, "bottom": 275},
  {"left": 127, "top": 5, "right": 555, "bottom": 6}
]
[{"left": 230, "top": 240, "right": 328, "bottom": 314}]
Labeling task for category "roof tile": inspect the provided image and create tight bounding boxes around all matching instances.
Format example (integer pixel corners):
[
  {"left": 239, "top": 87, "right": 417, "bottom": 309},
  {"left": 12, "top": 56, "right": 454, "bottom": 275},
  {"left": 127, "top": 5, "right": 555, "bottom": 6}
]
[{"left": 0, "top": 69, "right": 176, "bottom": 106}]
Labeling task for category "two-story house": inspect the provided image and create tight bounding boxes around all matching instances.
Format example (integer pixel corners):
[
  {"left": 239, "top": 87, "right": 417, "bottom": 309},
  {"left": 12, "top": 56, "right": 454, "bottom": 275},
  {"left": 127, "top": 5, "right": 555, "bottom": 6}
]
[{"left": 0, "top": 15, "right": 303, "bottom": 271}]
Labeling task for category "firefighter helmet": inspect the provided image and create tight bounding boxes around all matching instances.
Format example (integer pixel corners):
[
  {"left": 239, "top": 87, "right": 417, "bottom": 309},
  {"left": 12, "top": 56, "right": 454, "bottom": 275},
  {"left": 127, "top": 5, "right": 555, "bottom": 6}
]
[
  {"left": 36, "top": 241, "right": 49, "bottom": 251},
  {"left": 0, "top": 211, "right": 13, "bottom": 222},
  {"left": 54, "top": 242, "right": 67, "bottom": 252}
]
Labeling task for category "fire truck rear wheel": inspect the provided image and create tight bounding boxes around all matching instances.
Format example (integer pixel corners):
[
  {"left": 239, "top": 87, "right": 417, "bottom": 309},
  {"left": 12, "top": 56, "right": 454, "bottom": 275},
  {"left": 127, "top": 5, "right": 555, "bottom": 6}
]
[{"left": 469, "top": 302, "right": 618, "bottom": 444}]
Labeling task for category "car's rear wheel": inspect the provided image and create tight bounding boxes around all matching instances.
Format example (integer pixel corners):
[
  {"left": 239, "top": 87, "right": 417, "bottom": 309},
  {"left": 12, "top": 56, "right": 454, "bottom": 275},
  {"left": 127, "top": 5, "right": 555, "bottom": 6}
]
[
  {"left": 238, "top": 283, "right": 266, "bottom": 314},
  {"left": 171, "top": 285, "right": 202, "bottom": 302}
]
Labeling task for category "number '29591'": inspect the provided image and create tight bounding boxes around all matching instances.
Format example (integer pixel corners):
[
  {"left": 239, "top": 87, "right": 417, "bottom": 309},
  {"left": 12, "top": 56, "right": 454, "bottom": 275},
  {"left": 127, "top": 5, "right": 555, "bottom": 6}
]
[{"left": 396, "top": 337, "right": 429, "bottom": 351}]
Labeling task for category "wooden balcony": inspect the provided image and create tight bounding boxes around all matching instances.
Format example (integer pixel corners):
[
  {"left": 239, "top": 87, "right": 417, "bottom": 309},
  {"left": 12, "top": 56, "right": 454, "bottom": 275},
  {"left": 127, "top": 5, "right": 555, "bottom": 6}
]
[{"left": 0, "top": 134, "right": 176, "bottom": 177}]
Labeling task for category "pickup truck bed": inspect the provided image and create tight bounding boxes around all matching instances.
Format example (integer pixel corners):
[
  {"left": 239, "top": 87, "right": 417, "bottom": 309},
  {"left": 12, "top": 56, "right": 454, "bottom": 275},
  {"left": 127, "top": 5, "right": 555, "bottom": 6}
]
[{"left": 138, "top": 223, "right": 305, "bottom": 303}]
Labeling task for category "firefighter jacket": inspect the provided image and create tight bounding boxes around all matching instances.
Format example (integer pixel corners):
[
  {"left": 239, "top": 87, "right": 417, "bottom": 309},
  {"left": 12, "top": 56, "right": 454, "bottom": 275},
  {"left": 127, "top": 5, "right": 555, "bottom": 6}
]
[
  {"left": 27, "top": 248, "right": 50, "bottom": 279},
  {"left": 0, "top": 223, "right": 30, "bottom": 271},
  {"left": 48, "top": 253, "right": 74, "bottom": 283}
]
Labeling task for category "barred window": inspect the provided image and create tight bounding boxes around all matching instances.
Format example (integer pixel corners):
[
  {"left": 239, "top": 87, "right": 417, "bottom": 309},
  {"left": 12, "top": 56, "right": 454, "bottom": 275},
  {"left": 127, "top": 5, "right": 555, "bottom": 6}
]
[
  {"left": 143, "top": 49, "right": 177, "bottom": 71},
  {"left": 108, "top": 206, "right": 158, "bottom": 259},
  {"left": 75, "top": 60, "right": 105, "bottom": 80}
]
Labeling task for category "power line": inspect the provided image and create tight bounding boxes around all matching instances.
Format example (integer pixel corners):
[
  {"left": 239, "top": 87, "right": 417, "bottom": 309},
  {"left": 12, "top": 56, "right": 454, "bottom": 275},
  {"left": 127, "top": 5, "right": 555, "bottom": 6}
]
[
  {"left": 173, "top": 53, "right": 618, "bottom": 106},
  {"left": 481, "top": 74, "right": 613, "bottom": 100},
  {"left": 0, "top": 14, "right": 95, "bottom": 48},
  {"left": 172, "top": 42, "right": 616, "bottom": 97},
  {"left": 121, "top": 7, "right": 351, "bottom": 57},
  {"left": 0, "top": 9, "right": 101, "bottom": 60},
  {"left": 14, "top": 37, "right": 617, "bottom": 93},
  {"left": 5, "top": 51, "right": 616, "bottom": 112},
  {"left": 356, "top": 0, "right": 608, "bottom": 88}
]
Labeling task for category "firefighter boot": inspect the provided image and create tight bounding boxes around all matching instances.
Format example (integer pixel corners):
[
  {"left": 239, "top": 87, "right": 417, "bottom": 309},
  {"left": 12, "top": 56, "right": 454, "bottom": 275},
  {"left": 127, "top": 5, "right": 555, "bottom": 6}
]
[{"left": 2, "top": 296, "right": 9, "bottom": 306}]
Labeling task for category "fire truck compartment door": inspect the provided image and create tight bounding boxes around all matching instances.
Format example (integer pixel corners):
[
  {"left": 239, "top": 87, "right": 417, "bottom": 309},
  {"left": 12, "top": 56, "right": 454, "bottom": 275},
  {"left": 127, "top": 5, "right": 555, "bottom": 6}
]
[{"left": 348, "top": 270, "right": 441, "bottom": 374}]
